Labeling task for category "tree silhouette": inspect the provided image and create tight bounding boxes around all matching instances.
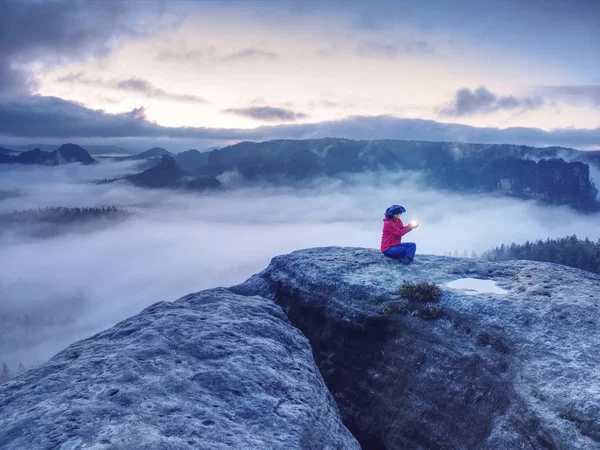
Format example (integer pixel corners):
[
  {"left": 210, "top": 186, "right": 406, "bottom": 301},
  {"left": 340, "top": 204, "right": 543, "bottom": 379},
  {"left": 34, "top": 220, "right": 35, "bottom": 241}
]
[
  {"left": 0, "top": 206, "right": 128, "bottom": 225},
  {"left": 483, "top": 235, "right": 600, "bottom": 275},
  {"left": 0, "top": 362, "right": 12, "bottom": 382}
]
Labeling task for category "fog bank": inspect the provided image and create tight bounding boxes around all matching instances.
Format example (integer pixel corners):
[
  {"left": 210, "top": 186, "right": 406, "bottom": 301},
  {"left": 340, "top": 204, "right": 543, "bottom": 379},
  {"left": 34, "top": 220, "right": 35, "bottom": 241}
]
[{"left": 1, "top": 163, "right": 599, "bottom": 369}]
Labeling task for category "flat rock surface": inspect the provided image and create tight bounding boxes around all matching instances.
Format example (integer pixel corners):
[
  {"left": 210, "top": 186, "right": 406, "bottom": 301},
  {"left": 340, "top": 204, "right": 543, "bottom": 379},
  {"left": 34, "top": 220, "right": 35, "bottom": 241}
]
[
  {"left": 233, "top": 247, "right": 600, "bottom": 450},
  {"left": 0, "top": 288, "right": 359, "bottom": 450}
]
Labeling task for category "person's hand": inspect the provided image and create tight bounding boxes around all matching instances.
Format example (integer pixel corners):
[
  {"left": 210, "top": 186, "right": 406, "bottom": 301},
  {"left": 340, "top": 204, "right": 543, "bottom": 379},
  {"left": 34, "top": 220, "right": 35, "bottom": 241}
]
[{"left": 410, "top": 220, "right": 419, "bottom": 229}]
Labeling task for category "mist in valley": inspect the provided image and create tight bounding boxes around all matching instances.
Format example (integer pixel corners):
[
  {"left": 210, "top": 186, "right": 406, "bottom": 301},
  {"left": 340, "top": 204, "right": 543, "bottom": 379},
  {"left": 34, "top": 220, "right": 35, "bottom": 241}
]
[{"left": 1, "top": 161, "right": 600, "bottom": 371}]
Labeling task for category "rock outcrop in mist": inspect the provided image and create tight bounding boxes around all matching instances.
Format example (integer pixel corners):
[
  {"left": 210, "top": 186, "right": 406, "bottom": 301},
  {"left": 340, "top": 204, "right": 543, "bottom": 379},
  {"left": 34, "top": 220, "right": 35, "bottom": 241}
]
[
  {"left": 0, "top": 144, "right": 95, "bottom": 166},
  {"left": 1, "top": 248, "right": 599, "bottom": 449},
  {"left": 125, "top": 155, "right": 221, "bottom": 191},
  {"left": 178, "top": 138, "right": 600, "bottom": 211},
  {"left": 125, "top": 147, "right": 173, "bottom": 161},
  {"left": 106, "top": 146, "right": 173, "bottom": 162}
]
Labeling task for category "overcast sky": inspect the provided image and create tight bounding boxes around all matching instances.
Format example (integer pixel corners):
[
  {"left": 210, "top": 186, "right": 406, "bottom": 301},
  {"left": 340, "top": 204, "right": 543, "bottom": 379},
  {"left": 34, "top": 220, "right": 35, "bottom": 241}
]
[{"left": 1, "top": 0, "right": 599, "bottom": 150}]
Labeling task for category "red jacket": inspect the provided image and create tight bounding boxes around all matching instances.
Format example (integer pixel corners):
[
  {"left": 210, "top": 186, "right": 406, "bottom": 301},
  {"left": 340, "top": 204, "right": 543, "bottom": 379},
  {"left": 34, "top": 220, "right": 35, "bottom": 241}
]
[{"left": 381, "top": 217, "right": 412, "bottom": 252}]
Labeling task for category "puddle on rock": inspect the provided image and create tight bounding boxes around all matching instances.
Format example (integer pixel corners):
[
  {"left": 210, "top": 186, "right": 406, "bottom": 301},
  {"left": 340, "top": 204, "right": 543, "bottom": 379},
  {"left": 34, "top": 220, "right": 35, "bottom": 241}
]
[{"left": 446, "top": 278, "right": 508, "bottom": 295}]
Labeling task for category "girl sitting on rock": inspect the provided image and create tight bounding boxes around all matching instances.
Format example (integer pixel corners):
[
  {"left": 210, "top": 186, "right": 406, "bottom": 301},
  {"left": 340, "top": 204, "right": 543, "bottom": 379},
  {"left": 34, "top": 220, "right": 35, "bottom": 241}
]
[{"left": 380, "top": 204, "right": 418, "bottom": 264}]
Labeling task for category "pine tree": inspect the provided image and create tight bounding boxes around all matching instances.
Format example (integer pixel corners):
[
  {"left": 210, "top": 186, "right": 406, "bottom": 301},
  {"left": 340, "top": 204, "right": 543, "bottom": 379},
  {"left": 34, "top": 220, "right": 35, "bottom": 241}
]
[
  {"left": 483, "top": 235, "right": 600, "bottom": 275},
  {"left": 17, "top": 363, "right": 26, "bottom": 375},
  {"left": 0, "top": 362, "right": 12, "bottom": 382}
]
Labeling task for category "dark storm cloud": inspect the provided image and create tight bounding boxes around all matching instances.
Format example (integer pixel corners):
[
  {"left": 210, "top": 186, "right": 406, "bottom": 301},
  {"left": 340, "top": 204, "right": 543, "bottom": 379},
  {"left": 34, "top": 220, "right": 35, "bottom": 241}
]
[
  {"left": 223, "top": 106, "right": 308, "bottom": 122},
  {"left": 0, "top": 64, "right": 33, "bottom": 97},
  {"left": 0, "top": 96, "right": 150, "bottom": 138},
  {"left": 0, "top": 1, "right": 157, "bottom": 97},
  {"left": 441, "top": 87, "right": 544, "bottom": 117},
  {"left": 539, "top": 85, "right": 600, "bottom": 108},
  {"left": 0, "top": 96, "right": 258, "bottom": 140},
  {"left": 58, "top": 74, "right": 207, "bottom": 104},
  {"left": 1, "top": 96, "right": 599, "bottom": 149}
]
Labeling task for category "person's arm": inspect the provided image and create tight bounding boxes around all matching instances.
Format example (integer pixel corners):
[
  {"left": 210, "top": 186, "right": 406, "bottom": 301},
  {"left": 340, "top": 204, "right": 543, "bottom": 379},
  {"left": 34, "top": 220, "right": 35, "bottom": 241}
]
[{"left": 397, "top": 220, "right": 413, "bottom": 237}]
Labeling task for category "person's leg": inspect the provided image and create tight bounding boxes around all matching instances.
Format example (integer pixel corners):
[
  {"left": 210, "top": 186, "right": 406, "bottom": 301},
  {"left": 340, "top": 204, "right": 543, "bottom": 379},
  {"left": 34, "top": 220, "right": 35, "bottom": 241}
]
[
  {"left": 400, "top": 242, "right": 417, "bottom": 260},
  {"left": 394, "top": 243, "right": 416, "bottom": 264},
  {"left": 383, "top": 245, "right": 407, "bottom": 260}
]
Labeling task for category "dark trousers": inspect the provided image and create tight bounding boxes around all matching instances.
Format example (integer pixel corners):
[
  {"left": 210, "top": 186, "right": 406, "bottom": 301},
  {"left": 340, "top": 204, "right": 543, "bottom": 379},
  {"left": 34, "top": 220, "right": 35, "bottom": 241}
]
[{"left": 383, "top": 242, "right": 417, "bottom": 261}]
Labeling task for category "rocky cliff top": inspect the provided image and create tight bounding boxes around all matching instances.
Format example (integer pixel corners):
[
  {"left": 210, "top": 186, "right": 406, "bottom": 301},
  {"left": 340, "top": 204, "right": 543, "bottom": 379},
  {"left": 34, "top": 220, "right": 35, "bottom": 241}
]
[
  {"left": 1, "top": 247, "right": 599, "bottom": 450},
  {"left": 233, "top": 247, "right": 600, "bottom": 449},
  {"left": 0, "top": 287, "right": 358, "bottom": 450}
]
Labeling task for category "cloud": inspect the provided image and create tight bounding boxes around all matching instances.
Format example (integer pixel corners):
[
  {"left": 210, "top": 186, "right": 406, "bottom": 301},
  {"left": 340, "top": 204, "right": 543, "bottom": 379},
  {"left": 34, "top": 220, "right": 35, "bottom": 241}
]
[
  {"left": 538, "top": 85, "right": 600, "bottom": 108},
  {"left": 0, "top": 1, "right": 163, "bottom": 98},
  {"left": 321, "top": 100, "right": 343, "bottom": 108},
  {"left": 58, "top": 73, "right": 207, "bottom": 104},
  {"left": 1, "top": 163, "right": 600, "bottom": 370},
  {"left": 156, "top": 46, "right": 214, "bottom": 64},
  {"left": 223, "top": 48, "right": 280, "bottom": 62},
  {"left": 0, "top": 96, "right": 164, "bottom": 139},
  {"left": 441, "top": 87, "right": 544, "bottom": 117},
  {"left": 358, "top": 39, "right": 436, "bottom": 57},
  {"left": 223, "top": 106, "right": 309, "bottom": 122},
  {"left": 116, "top": 78, "right": 207, "bottom": 104},
  {"left": 156, "top": 46, "right": 279, "bottom": 66},
  {"left": 1, "top": 95, "right": 599, "bottom": 149},
  {"left": 57, "top": 73, "right": 98, "bottom": 85},
  {"left": 0, "top": 64, "right": 34, "bottom": 98}
]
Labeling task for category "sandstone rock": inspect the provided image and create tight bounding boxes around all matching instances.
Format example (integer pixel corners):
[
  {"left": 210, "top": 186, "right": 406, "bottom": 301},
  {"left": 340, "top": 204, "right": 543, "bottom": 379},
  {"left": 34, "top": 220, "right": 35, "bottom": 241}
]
[
  {"left": 0, "top": 288, "right": 359, "bottom": 450},
  {"left": 232, "top": 247, "right": 600, "bottom": 450},
  {"left": 3, "top": 246, "right": 599, "bottom": 449}
]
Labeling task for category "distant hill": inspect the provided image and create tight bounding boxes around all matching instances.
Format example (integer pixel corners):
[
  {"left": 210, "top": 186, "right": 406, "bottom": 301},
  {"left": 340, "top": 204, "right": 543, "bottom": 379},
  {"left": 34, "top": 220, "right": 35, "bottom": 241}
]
[
  {"left": 126, "top": 155, "right": 220, "bottom": 191},
  {"left": 1, "top": 143, "right": 135, "bottom": 155},
  {"left": 83, "top": 145, "right": 136, "bottom": 156},
  {"left": 101, "top": 147, "right": 173, "bottom": 164},
  {"left": 0, "top": 144, "right": 95, "bottom": 166},
  {"left": 0, "top": 143, "right": 59, "bottom": 152},
  {"left": 54, "top": 144, "right": 96, "bottom": 165},
  {"left": 175, "top": 149, "right": 210, "bottom": 171},
  {"left": 189, "top": 138, "right": 600, "bottom": 211},
  {"left": 127, "top": 147, "right": 173, "bottom": 161},
  {"left": 0, "top": 146, "right": 16, "bottom": 154},
  {"left": 126, "top": 155, "right": 186, "bottom": 188}
]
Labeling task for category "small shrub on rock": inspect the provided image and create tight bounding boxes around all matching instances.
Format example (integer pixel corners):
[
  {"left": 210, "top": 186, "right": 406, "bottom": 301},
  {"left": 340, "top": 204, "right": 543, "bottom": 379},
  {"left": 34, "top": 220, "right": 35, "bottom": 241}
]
[
  {"left": 416, "top": 303, "right": 443, "bottom": 320},
  {"left": 381, "top": 301, "right": 409, "bottom": 316},
  {"left": 400, "top": 281, "right": 443, "bottom": 302},
  {"left": 381, "top": 304, "right": 393, "bottom": 316}
]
